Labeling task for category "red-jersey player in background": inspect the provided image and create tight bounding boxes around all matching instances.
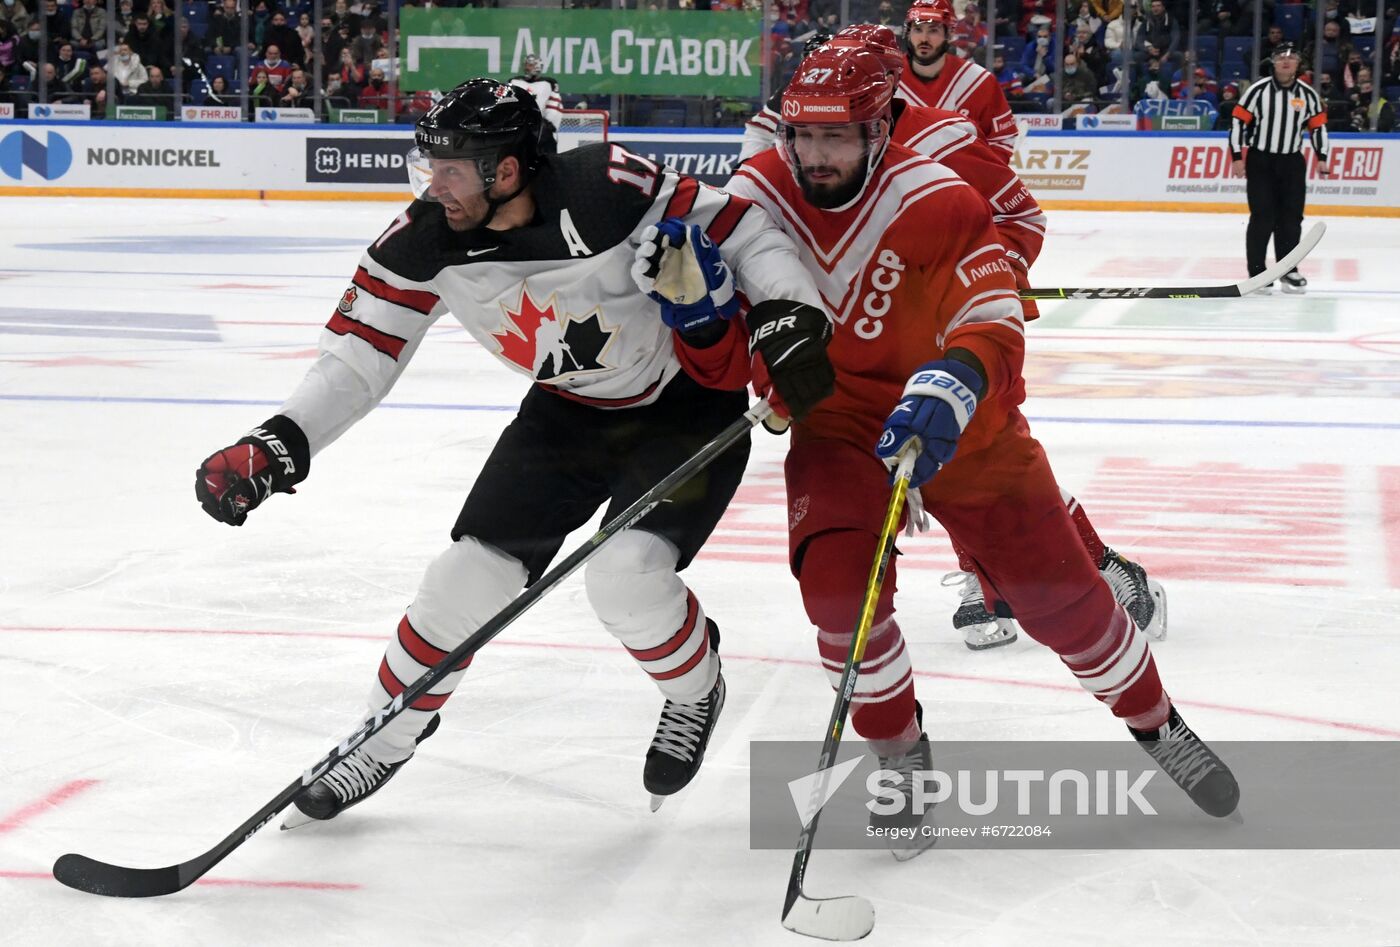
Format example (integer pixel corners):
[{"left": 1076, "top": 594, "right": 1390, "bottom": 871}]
[
  {"left": 898, "top": 0, "right": 1019, "bottom": 162},
  {"left": 676, "top": 47, "right": 1239, "bottom": 845}
]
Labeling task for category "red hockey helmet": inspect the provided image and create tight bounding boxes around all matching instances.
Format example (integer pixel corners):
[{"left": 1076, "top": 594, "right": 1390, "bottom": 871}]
[
  {"left": 831, "top": 24, "right": 904, "bottom": 79},
  {"left": 779, "top": 46, "right": 894, "bottom": 209},
  {"left": 780, "top": 45, "right": 894, "bottom": 126},
  {"left": 905, "top": 0, "right": 956, "bottom": 31}
]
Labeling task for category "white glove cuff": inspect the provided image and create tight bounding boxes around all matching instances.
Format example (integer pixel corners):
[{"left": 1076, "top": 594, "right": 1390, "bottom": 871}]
[{"left": 901, "top": 369, "right": 978, "bottom": 432}]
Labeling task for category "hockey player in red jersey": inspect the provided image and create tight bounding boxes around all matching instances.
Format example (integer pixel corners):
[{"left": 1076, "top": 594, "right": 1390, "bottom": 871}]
[
  {"left": 685, "top": 47, "right": 1239, "bottom": 833},
  {"left": 898, "top": 0, "right": 1019, "bottom": 162},
  {"left": 746, "top": 24, "right": 1168, "bottom": 652},
  {"left": 194, "top": 79, "right": 830, "bottom": 824}
]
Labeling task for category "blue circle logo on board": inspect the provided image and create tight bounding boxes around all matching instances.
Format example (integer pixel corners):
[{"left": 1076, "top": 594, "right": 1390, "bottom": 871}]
[{"left": 0, "top": 130, "right": 74, "bottom": 181}]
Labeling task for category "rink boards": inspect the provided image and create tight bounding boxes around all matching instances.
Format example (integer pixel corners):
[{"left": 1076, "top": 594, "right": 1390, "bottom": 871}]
[{"left": 1, "top": 120, "right": 1398, "bottom": 214}]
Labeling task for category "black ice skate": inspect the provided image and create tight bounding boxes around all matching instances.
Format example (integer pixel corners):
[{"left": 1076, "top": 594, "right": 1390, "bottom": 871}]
[
  {"left": 869, "top": 702, "right": 937, "bottom": 861},
  {"left": 1280, "top": 270, "right": 1308, "bottom": 294},
  {"left": 1099, "top": 548, "right": 1168, "bottom": 640},
  {"left": 645, "top": 620, "right": 725, "bottom": 812},
  {"left": 942, "top": 571, "right": 1017, "bottom": 650},
  {"left": 1129, "top": 705, "right": 1240, "bottom": 818},
  {"left": 282, "top": 712, "right": 441, "bottom": 830}
]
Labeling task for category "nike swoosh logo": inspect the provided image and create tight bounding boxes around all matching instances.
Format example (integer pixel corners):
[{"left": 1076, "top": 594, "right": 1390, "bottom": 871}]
[{"left": 466, "top": 247, "right": 497, "bottom": 257}]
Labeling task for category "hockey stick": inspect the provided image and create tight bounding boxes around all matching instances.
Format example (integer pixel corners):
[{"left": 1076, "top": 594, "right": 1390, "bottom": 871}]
[
  {"left": 781, "top": 449, "right": 917, "bottom": 942},
  {"left": 1021, "top": 221, "right": 1325, "bottom": 300},
  {"left": 53, "top": 399, "right": 773, "bottom": 899}
]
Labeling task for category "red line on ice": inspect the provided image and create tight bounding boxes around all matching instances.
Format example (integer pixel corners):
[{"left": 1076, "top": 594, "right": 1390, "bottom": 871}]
[
  {"left": 1381, "top": 466, "right": 1400, "bottom": 590},
  {"left": 0, "top": 870, "right": 358, "bottom": 890},
  {"left": 4, "top": 624, "right": 1400, "bottom": 738},
  {"left": 0, "top": 780, "right": 99, "bottom": 834}
]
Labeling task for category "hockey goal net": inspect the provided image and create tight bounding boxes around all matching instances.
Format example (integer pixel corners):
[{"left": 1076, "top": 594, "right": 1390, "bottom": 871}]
[{"left": 557, "top": 109, "right": 610, "bottom": 151}]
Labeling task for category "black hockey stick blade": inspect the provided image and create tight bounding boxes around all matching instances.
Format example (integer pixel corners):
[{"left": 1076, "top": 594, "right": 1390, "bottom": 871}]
[
  {"left": 54, "top": 779, "right": 303, "bottom": 897},
  {"left": 52, "top": 856, "right": 180, "bottom": 899},
  {"left": 1022, "top": 221, "right": 1325, "bottom": 300},
  {"left": 52, "top": 401, "right": 771, "bottom": 898}
]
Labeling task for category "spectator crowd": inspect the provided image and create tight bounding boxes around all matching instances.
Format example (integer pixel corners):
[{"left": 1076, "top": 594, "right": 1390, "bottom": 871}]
[
  {"left": 0, "top": 0, "right": 436, "bottom": 118},
  {"left": 0, "top": 0, "right": 1395, "bottom": 129},
  {"left": 763, "top": 0, "right": 1398, "bottom": 129}
]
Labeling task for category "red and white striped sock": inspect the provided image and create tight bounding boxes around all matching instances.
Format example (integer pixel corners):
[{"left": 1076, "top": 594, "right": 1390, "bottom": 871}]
[
  {"left": 819, "top": 618, "right": 920, "bottom": 752},
  {"left": 586, "top": 530, "right": 717, "bottom": 703},
  {"left": 1060, "top": 604, "right": 1170, "bottom": 730}
]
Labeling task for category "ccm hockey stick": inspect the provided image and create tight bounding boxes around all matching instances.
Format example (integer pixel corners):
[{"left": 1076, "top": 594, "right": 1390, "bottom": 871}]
[
  {"left": 1022, "top": 221, "right": 1325, "bottom": 300},
  {"left": 764, "top": 223, "right": 1327, "bottom": 440},
  {"left": 53, "top": 400, "right": 772, "bottom": 899},
  {"left": 781, "top": 449, "right": 917, "bottom": 942}
]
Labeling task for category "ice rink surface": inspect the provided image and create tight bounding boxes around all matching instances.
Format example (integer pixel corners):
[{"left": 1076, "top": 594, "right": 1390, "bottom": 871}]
[{"left": 1, "top": 198, "right": 1398, "bottom": 946}]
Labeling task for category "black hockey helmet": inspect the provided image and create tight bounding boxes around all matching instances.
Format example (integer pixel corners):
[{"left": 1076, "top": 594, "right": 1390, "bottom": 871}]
[
  {"left": 409, "top": 77, "right": 545, "bottom": 201},
  {"left": 1270, "top": 41, "right": 1301, "bottom": 61}
]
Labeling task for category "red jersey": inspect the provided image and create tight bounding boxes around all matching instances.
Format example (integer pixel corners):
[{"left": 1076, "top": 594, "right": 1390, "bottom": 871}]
[
  {"left": 716, "top": 142, "right": 1026, "bottom": 456},
  {"left": 892, "top": 101, "right": 1045, "bottom": 277},
  {"left": 897, "top": 56, "right": 1018, "bottom": 163}
]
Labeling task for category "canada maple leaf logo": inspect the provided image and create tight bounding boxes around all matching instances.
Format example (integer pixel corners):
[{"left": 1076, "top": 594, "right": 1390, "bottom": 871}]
[
  {"left": 492, "top": 285, "right": 618, "bottom": 382},
  {"left": 492, "top": 285, "right": 557, "bottom": 375}
]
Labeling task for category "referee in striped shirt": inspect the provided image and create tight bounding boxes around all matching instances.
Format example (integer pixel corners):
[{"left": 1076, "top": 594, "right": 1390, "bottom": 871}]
[{"left": 1229, "top": 43, "right": 1329, "bottom": 294}]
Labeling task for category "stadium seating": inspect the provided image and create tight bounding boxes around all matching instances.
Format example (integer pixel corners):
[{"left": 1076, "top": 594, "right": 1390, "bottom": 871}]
[
  {"left": 1276, "top": 4, "right": 1307, "bottom": 41},
  {"left": 1223, "top": 36, "right": 1253, "bottom": 63},
  {"left": 205, "top": 55, "right": 238, "bottom": 84}
]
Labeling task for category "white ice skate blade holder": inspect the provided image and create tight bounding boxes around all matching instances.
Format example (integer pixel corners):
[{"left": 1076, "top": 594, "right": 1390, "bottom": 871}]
[{"left": 280, "top": 807, "right": 317, "bottom": 831}]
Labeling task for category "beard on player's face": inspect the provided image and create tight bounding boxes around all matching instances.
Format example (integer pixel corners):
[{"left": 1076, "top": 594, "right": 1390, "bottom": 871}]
[
  {"left": 910, "top": 24, "right": 948, "bottom": 67},
  {"left": 793, "top": 126, "right": 870, "bottom": 209},
  {"left": 799, "top": 172, "right": 866, "bottom": 209},
  {"left": 442, "top": 192, "right": 490, "bottom": 231}
]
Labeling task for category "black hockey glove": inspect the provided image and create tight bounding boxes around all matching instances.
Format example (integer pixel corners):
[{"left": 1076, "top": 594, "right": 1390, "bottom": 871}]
[
  {"left": 195, "top": 415, "right": 310, "bottom": 526},
  {"left": 745, "top": 300, "right": 835, "bottom": 423}
]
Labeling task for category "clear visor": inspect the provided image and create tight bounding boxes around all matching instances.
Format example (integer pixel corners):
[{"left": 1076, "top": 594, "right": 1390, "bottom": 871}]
[
  {"left": 781, "top": 122, "right": 877, "bottom": 175},
  {"left": 407, "top": 146, "right": 493, "bottom": 202}
]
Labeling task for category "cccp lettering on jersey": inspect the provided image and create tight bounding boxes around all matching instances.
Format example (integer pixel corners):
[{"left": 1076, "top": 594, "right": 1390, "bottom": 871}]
[{"left": 854, "top": 248, "right": 906, "bottom": 340}]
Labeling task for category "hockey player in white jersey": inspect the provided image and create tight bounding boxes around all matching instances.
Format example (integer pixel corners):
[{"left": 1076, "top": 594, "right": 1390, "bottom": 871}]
[
  {"left": 509, "top": 54, "right": 563, "bottom": 153},
  {"left": 194, "top": 78, "right": 833, "bottom": 823}
]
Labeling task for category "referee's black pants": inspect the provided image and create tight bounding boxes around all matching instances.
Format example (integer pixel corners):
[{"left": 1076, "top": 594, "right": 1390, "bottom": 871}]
[{"left": 1245, "top": 150, "right": 1306, "bottom": 277}]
